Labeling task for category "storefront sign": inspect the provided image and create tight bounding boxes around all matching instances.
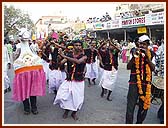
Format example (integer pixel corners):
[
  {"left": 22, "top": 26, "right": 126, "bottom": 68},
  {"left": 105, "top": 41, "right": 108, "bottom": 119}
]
[
  {"left": 106, "top": 22, "right": 111, "bottom": 29},
  {"left": 102, "top": 20, "right": 121, "bottom": 30},
  {"left": 145, "top": 12, "right": 164, "bottom": 25},
  {"left": 137, "top": 27, "right": 147, "bottom": 34},
  {"left": 93, "top": 22, "right": 104, "bottom": 30},
  {"left": 111, "top": 20, "right": 121, "bottom": 29},
  {"left": 122, "top": 16, "right": 145, "bottom": 28},
  {"left": 85, "top": 23, "right": 94, "bottom": 30}
]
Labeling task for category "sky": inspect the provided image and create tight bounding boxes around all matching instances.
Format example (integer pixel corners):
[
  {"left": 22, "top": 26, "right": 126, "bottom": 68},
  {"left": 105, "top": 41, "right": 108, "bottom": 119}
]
[{"left": 4, "top": 2, "right": 118, "bottom": 23}]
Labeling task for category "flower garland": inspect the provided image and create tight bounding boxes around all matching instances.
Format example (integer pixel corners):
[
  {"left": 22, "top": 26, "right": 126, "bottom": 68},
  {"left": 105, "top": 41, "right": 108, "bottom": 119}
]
[
  {"left": 135, "top": 48, "right": 152, "bottom": 110},
  {"left": 109, "top": 51, "right": 113, "bottom": 64}
]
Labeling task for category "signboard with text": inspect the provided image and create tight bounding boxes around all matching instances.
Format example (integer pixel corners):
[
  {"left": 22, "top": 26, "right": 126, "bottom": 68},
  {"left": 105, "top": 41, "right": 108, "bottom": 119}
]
[
  {"left": 93, "top": 22, "right": 104, "bottom": 30},
  {"left": 111, "top": 20, "right": 122, "bottom": 29},
  {"left": 122, "top": 16, "right": 145, "bottom": 28},
  {"left": 145, "top": 12, "right": 164, "bottom": 25},
  {"left": 137, "top": 27, "right": 147, "bottom": 34}
]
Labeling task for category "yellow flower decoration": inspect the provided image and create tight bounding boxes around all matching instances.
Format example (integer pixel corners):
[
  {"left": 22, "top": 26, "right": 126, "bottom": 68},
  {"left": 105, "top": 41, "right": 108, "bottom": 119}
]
[{"left": 135, "top": 49, "right": 152, "bottom": 110}]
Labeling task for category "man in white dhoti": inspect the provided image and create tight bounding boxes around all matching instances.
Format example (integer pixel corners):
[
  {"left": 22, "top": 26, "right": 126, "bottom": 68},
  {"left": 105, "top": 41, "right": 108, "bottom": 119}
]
[
  {"left": 98, "top": 40, "right": 120, "bottom": 101},
  {"left": 84, "top": 40, "right": 98, "bottom": 86},
  {"left": 54, "top": 40, "right": 87, "bottom": 120}
]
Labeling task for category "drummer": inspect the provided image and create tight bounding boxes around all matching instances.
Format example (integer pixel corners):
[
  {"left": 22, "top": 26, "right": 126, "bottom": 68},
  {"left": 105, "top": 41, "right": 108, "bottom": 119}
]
[
  {"left": 154, "top": 39, "right": 164, "bottom": 124},
  {"left": 125, "top": 35, "right": 155, "bottom": 124}
]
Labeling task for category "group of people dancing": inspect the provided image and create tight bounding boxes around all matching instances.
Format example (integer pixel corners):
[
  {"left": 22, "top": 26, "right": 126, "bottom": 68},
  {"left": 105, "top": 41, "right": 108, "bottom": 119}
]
[{"left": 5, "top": 27, "right": 164, "bottom": 124}]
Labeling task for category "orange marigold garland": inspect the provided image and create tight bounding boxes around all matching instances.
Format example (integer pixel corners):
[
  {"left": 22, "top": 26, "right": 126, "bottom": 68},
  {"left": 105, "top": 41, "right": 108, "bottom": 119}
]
[{"left": 135, "top": 48, "right": 152, "bottom": 110}]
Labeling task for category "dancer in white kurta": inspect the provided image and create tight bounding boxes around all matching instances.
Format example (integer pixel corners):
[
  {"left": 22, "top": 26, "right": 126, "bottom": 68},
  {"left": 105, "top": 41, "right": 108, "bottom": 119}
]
[
  {"left": 98, "top": 40, "right": 120, "bottom": 101},
  {"left": 54, "top": 40, "right": 87, "bottom": 120}
]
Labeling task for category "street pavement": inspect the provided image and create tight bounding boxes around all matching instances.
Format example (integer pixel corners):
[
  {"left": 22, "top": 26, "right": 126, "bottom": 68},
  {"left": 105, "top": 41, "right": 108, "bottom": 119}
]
[{"left": 3, "top": 61, "right": 163, "bottom": 125}]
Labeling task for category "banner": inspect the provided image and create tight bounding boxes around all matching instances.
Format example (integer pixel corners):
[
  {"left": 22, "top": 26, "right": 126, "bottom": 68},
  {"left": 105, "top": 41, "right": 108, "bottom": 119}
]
[
  {"left": 145, "top": 11, "right": 164, "bottom": 25},
  {"left": 93, "top": 22, "right": 104, "bottom": 30},
  {"left": 122, "top": 16, "right": 145, "bottom": 28},
  {"left": 111, "top": 20, "right": 122, "bottom": 29},
  {"left": 85, "top": 23, "right": 94, "bottom": 30}
]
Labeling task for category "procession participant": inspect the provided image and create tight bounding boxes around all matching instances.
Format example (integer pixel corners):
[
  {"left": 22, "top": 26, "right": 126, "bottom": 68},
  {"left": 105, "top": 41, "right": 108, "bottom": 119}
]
[
  {"left": 30, "top": 39, "right": 39, "bottom": 55},
  {"left": 84, "top": 40, "right": 98, "bottom": 86},
  {"left": 63, "top": 35, "right": 69, "bottom": 45},
  {"left": 4, "top": 39, "right": 11, "bottom": 93},
  {"left": 59, "top": 41, "right": 67, "bottom": 83},
  {"left": 121, "top": 43, "right": 128, "bottom": 63},
  {"left": 38, "top": 44, "right": 50, "bottom": 83},
  {"left": 51, "top": 29, "right": 59, "bottom": 42},
  {"left": 125, "top": 35, "right": 155, "bottom": 124},
  {"left": 98, "top": 40, "right": 120, "bottom": 101},
  {"left": 155, "top": 40, "right": 164, "bottom": 124},
  {"left": 48, "top": 40, "right": 64, "bottom": 98},
  {"left": 97, "top": 40, "right": 106, "bottom": 79},
  {"left": 54, "top": 40, "right": 87, "bottom": 120},
  {"left": 12, "top": 28, "right": 46, "bottom": 115}
]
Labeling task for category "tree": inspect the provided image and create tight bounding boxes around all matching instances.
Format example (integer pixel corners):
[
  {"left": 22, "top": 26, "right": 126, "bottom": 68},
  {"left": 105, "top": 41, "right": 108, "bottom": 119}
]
[{"left": 4, "top": 5, "right": 35, "bottom": 39}]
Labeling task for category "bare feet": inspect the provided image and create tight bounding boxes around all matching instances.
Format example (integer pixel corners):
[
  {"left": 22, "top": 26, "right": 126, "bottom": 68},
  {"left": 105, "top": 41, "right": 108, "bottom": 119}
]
[
  {"left": 107, "top": 97, "right": 112, "bottom": 101},
  {"left": 71, "top": 113, "right": 79, "bottom": 120},
  {"left": 104, "top": 89, "right": 107, "bottom": 94},
  {"left": 63, "top": 110, "right": 69, "bottom": 119},
  {"left": 101, "top": 91, "right": 104, "bottom": 97},
  {"left": 92, "top": 79, "right": 96, "bottom": 85}
]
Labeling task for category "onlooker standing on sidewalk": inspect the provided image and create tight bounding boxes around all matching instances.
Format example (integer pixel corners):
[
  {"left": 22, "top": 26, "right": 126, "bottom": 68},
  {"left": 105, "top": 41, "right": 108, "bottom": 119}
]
[
  {"left": 4, "top": 39, "right": 12, "bottom": 94},
  {"left": 6, "top": 40, "right": 13, "bottom": 64}
]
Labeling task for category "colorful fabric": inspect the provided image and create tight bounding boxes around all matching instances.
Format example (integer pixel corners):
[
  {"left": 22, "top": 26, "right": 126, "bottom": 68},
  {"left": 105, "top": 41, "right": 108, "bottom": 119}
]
[{"left": 12, "top": 68, "right": 46, "bottom": 101}]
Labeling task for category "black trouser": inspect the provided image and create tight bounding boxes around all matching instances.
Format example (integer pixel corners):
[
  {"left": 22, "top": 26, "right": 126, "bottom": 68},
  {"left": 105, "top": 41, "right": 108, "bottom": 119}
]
[
  {"left": 126, "top": 84, "right": 148, "bottom": 124},
  {"left": 23, "top": 96, "right": 37, "bottom": 112}
]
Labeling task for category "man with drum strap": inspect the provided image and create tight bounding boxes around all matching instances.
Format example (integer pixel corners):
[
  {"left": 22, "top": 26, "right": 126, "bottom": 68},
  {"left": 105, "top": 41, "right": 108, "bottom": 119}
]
[
  {"left": 125, "top": 35, "right": 155, "bottom": 124},
  {"left": 155, "top": 39, "right": 164, "bottom": 124}
]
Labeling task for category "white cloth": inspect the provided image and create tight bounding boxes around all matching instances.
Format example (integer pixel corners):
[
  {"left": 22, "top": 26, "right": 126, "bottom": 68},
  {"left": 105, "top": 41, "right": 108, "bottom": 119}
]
[
  {"left": 30, "top": 43, "right": 39, "bottom": 55},
  {"left": 98, "top": 66, "right": 104, "bottom": 80},
  {"left": 16, "top": 43, "right": 21, "bottom": 49},
  {"left": 139, "top": 35, "right": 150, "bottom": 42},
  {"left": 85, "top": 62, "right": 98, "bottom": 79},
  {"left": 61, "top": 71, "right": 66, "bottom": 83},
  {"left": 41, "top": 59, "right": 50, "bottom": 81},
  {"left": 13, "top": 40, "right": 43, "bottom": 71},
  {"left": 48, "top": 70, "right": 62, "bottom": 93},
  {"left": 99, "top": 68, "right": 118, "bottom": 91},
  {"left": 54, "top": 80, "right": 85, "bottom": 111}
]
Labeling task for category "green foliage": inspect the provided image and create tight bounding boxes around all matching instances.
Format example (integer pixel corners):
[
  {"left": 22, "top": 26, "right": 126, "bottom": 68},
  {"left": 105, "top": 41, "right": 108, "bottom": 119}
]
[{"left": 4, "top": 5, "right": 35, "bottom": 38}]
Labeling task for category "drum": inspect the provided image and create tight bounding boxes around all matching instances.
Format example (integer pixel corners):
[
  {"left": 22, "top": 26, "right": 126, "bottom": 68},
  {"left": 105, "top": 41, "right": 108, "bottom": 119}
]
[{"left": 151, "top": 83, "right": 164, "bottom": 104}]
